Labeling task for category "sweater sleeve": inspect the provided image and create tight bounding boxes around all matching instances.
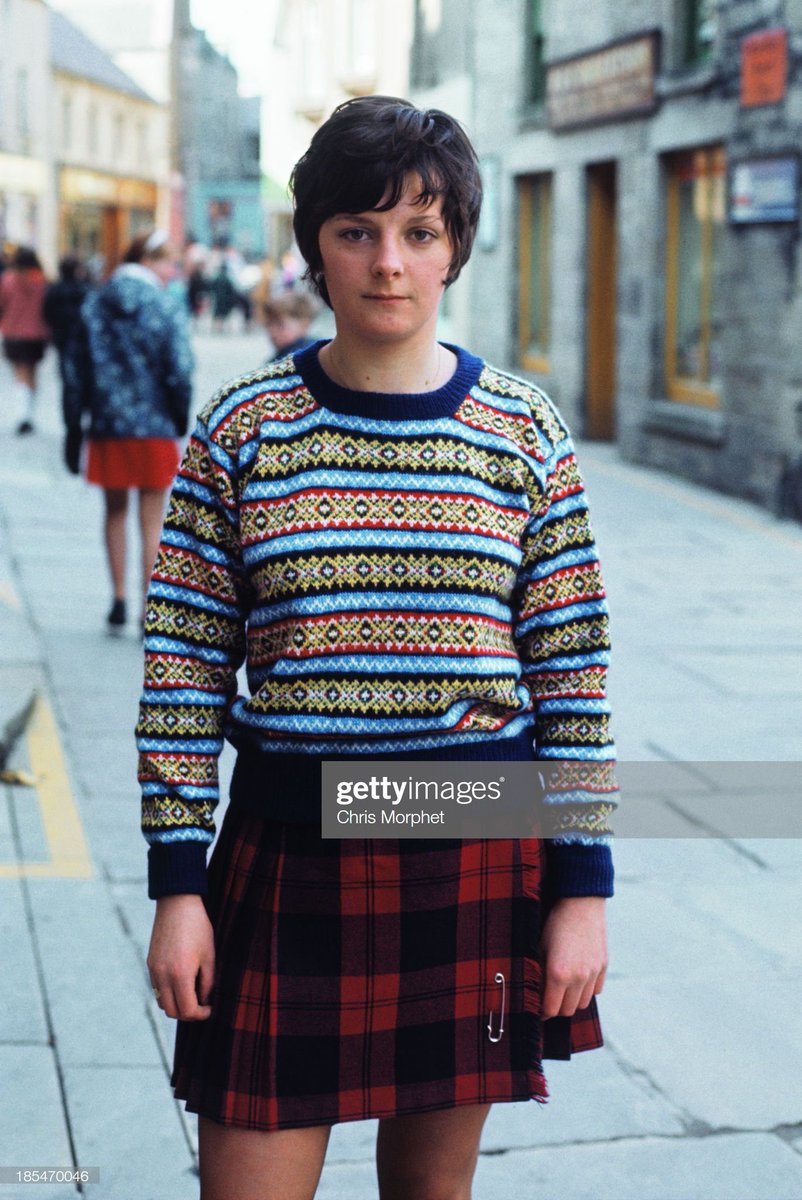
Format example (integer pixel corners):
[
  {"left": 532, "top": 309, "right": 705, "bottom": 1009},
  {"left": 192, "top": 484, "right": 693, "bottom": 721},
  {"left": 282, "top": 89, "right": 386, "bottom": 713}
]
[
  {"left": 513, "top": 424, "right": 617, "bottom": 899},
  {"left": 136, "top": 410, "right": 251, "bottom": 898}
]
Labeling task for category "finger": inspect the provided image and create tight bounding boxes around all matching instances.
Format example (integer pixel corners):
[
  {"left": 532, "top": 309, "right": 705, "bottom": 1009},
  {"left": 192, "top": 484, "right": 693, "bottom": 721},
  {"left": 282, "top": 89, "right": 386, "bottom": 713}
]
[
  {"left": 557, "top": 982, "right": 584, "bottom": 1018},
  {"left": 198, "top": 957, "right": 216, "bottom": 1008},
  {"left": 541, "top": 977, "right": 566, "bottom": 1021},
  {"left": 594, "top": 964, "right": 607, "bottom": 995},
  {"left": 174, "top": 974, "right": 212, "bottom": 1022}
]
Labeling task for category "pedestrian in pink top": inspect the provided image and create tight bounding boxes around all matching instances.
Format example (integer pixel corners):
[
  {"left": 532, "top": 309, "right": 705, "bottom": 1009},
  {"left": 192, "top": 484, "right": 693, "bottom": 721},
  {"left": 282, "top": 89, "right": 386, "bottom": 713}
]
[{"left": 0, "top": 246, "right": 49, "bottom": 435}]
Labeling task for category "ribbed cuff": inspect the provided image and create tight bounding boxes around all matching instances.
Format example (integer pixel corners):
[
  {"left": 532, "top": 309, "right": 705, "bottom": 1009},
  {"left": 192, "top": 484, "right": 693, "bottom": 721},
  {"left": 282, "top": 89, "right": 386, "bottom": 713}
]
[
  {"left": 545, "top": 842, "right": 614, "bottom": 898},
  {"left": 148, "top": 841, "right": 209, "bottom": 899}
]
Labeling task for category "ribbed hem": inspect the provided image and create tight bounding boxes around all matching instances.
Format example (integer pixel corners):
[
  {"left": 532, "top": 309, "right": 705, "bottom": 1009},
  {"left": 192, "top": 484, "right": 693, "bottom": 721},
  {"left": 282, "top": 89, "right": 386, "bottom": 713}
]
[
  {"left": 148, "top": 841, "right": 209, "bottom": 899},
  {"left": 229, "top": 729, "right": 536, "bottom": 823},
  {"left": 545, "top": 842, "right": 614, "bottom": 899},
  {"left": 294, "top": 340, "right": 483, "bottom": 420}
]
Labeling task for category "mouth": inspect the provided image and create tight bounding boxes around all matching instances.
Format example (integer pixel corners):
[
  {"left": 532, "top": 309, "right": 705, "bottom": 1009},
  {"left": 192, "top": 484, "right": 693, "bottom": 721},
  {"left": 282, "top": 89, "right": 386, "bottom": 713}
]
[{"left": 363, "top": 294, "right": 407, "bottom": 302}]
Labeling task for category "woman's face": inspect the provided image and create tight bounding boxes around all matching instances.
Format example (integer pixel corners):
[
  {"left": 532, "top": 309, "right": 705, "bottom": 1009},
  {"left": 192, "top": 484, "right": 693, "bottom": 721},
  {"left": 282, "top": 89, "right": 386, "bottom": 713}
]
[{"left": 317, "top": 174, "right": 453, "bottom": 347}]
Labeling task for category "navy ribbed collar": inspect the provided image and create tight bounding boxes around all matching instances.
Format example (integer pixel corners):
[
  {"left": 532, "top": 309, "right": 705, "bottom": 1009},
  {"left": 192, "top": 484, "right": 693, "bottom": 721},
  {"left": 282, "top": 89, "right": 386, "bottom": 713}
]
[{"left": 294, "top": 339, "right": 483, "bottom": 420}]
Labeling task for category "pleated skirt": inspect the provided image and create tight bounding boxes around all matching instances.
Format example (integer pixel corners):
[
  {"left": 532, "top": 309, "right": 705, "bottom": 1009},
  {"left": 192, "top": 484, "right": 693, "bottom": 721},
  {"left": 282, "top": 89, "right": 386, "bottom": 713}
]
[{"left": 172, "top": 803, "right": 602, "bottom": 1131}]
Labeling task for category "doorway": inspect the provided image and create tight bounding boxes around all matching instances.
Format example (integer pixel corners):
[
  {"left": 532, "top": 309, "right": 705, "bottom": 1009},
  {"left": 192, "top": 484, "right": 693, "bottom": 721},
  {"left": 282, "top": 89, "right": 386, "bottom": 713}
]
[{"left": 585, "top": 161, "right": 618, "bottom": 440}]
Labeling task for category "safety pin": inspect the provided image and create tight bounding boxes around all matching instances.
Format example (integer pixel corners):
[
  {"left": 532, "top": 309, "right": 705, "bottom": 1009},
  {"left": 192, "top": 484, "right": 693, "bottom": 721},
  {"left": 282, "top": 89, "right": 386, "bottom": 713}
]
[{"left": 487, "top": 972, "right": 506, "bottom": 1043}]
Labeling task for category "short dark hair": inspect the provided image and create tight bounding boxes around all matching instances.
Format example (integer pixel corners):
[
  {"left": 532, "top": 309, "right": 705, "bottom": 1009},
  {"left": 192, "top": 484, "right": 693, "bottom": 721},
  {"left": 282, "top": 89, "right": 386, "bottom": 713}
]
[
  {"left": 13, "top": 246, "right": 42, "bottom": 272},
  {"left": 290, "top": 96, "right": 482, "bottom": 306}
]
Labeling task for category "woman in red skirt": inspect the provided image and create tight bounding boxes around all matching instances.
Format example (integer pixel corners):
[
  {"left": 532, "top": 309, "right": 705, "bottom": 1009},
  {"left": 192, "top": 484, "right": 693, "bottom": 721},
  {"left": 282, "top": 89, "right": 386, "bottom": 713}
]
[
  {"left": 63, "top": 230, "right": 193, "bottom": 632},
  {"left": 138, "top": 97, "right": 615, "bottom": 1199}
]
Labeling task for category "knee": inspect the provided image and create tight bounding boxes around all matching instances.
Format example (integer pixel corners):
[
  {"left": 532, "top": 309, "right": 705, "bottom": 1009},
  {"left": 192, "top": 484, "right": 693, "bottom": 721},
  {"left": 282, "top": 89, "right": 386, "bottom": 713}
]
[{"left": 379, "top": 1170, "right": 472, "bottom": 1200}]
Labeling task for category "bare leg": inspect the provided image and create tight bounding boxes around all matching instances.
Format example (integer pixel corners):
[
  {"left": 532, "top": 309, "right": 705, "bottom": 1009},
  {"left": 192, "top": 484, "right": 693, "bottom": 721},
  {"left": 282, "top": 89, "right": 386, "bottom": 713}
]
[
  {"left": 198, "top": 1117, "right": 331, "bottom": 1200},
  {"left": 137, "top": 487, "right": 168, "bottom": 615},
  {"left": 13, "top": 363, "right": 37, "bottom": 432},
  {"left": 376, "top": 1104, "right": 491, "bottom": 1200},
  {"left": 103, "top": 488, "right": 128, "bottom": 601},
  {"left": 14, "top": 363, "right": 36, "bottom": 389}
]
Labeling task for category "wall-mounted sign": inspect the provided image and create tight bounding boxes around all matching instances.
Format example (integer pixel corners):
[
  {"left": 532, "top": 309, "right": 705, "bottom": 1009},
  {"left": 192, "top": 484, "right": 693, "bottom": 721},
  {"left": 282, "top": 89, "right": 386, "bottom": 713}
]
[
  {"left": 741, "top": 28, "right": 788, "bottom": 108},
  {"left": 730, "top": 155, "right": 799, "bottom": 224},
  {"left": 546, "top": 31, "right": 660, "bottom": 131}
]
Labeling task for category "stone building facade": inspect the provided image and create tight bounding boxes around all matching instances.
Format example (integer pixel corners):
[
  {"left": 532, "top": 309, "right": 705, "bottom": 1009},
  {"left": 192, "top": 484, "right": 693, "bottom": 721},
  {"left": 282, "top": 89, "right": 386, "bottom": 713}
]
[
  {"left": 411, "top": 0, "right": 802, "bottom": 514},
  {"left": 51, "top": 9, "right": 167, "bottom": 271}
]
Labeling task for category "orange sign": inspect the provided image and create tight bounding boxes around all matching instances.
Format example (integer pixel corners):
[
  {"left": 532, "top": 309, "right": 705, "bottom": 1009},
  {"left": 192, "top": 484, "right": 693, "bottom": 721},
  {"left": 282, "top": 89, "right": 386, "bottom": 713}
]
[{"left": 741, "top": 28, "right": 787, "bottom": 107}]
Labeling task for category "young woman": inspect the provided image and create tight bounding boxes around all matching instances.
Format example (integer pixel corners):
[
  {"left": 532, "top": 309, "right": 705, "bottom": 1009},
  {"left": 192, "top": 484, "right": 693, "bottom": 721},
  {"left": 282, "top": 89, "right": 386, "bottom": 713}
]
[
  {"left": 0, "top": 246, "right": 49, "bottom": 435},
  {"left": 138, "top": 97, "right": 614, "bottom": 1200},
  {"left": 63, "top": 229, "right": 193, "bottom": 632}
]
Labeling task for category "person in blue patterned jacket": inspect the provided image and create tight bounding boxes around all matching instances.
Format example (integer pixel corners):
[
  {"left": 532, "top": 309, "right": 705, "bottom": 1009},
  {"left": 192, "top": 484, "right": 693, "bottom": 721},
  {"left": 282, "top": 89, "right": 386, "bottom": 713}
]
[{"left": 63, "top": 229, "right": 193, "bottom": 633}]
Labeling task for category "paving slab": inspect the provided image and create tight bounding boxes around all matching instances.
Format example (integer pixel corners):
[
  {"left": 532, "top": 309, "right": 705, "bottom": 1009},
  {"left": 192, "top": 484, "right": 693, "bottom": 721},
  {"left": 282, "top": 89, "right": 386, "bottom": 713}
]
[
  {"left": 471, "top": 1131, "right": 802, "bottom": 1200},
  {"left": 602, "top": 972, "right": 802, "bottom": 1130},
  {"left": 483, "top": 1049, "right": 685, "bottom": 1149},
  {"left": 0, "top": 876, "right": 49, "bottom": 1043},
  {"left": 64, "top": 1066, "right": 198, "bottom": 1200},
  {"left": 0, "top": 1046, "right": 74, "bottom": 1174},
  {"left": 23, "top": 880, "right": 162, "bottom": 1069}
]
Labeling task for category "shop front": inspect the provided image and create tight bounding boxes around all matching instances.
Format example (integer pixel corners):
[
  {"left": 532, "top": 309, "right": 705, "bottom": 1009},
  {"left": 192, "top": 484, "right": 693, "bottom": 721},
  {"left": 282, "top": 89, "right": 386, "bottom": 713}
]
[{"left": 58, "top": 168, "right": 159, "bottom": 275}]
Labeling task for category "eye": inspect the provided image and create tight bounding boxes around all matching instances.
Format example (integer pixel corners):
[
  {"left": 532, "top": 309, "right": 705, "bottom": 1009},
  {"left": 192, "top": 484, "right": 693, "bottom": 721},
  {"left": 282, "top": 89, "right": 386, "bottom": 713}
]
[
  {"left": 338, "top": 227, "right": 370, "bottom": 242},
  {"left": 409, "top": 228, "right": 437, "bottom": 243}
]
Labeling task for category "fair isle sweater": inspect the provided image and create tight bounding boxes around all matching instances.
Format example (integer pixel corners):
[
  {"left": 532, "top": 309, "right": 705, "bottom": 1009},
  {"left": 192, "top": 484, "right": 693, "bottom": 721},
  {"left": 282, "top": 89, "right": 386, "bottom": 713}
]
[{"left": 137, "top": 342, "right": 615, "bottom": 899}]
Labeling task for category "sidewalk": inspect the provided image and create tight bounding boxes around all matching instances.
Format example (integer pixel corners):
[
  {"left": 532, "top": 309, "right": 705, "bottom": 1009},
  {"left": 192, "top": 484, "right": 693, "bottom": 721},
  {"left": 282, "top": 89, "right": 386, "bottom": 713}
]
[{"left": 1, "top": 336, "right": 801, "bottom": 1200}]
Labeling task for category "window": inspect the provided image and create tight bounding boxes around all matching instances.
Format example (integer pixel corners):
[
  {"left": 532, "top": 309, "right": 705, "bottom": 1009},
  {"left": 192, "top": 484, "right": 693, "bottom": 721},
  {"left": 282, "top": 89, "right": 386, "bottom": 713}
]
[
  {"left": 137, "top": 120, "right": 148, "bottom": 169},
  {"left": 664, "top": 146, "right": 725, "bottom": 406},
  {"left": 518, "top": 174, "right": 552, "bottom": 370},
  {"left": 525, "top": 0, "right": 546, "bottom": 106},
  {"left": 681, "top": 0, "right": 717, "bottom": 66},
  {"left": 88, "top": 103, "right": 99, "bottom": 158},
  {"left": 114, "top": 113, "right": 125, "bottom": 161},
  {"left": 349, "top": 0, "right": 376, "bottom": 78},
  {"left": 16, "top": 68, "right": 29, "bottom": 144},
  {"left": 61, "top": 95, "right": 72, "bottom": 152}
]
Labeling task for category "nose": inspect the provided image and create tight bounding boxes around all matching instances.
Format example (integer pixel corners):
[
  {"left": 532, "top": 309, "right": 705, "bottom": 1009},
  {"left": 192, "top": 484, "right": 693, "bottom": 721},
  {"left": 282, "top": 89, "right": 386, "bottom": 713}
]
[{"left": 370, "top": 231, "right": 404, "bottom": 278}]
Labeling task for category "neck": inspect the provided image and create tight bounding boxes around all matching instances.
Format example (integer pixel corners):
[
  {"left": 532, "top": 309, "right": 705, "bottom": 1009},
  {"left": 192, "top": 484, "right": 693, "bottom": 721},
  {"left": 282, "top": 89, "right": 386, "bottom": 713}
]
[{"left": 320, "top": 331, "right": 454, "bottom": 394}]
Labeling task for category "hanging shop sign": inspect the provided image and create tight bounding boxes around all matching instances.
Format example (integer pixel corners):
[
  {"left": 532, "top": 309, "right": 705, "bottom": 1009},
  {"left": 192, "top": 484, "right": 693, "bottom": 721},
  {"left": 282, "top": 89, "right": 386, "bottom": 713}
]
[
  {"left": 546, "top": 30, "right": 660, "bottom": 131},
  {"left": 741, "top": 28, "right": 788, "bottom": 108},
  {"left": 729, "top": 155, "right": 799, "bottom": 224},
  {"left": 60, "top": 168, "right": 157, "bottom": 210}
]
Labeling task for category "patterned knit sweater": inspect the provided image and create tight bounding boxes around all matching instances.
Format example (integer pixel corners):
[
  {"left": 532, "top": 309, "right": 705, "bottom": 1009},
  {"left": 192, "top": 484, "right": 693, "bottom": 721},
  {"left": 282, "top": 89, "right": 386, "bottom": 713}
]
[{"left": 137, "top": 343, "right": 615, "bottom": 898}]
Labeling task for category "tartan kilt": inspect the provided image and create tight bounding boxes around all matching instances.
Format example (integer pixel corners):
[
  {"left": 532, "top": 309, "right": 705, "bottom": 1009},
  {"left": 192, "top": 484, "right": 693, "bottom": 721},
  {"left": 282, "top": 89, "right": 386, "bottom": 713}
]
[{"left": 171, "top": 803, "right": 603, "bottom": 1131}]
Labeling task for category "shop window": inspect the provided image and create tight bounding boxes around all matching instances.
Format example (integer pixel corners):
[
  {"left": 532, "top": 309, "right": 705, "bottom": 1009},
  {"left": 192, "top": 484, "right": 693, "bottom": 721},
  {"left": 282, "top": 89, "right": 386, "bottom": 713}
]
[
  {"left": 525, "top": 0, "right": 547, "bottom": 106},
  {"left": 517, "top": 174, "right": 552, "bottom": 371},
  {"left": 680, "top": 0, "right": 717, "bottom": 67},
  {"left": 664, "top": 146, "right": 725, "bottom": 406}
]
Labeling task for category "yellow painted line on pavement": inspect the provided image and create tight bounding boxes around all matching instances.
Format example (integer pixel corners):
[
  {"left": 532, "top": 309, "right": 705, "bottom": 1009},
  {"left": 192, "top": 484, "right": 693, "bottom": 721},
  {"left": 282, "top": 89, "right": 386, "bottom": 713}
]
[
  {"left": 0, "top": 694, "right": 93, "bottom": 880},
  {"left": 587, "top": 454, "right": 802, "bottom": 549}
]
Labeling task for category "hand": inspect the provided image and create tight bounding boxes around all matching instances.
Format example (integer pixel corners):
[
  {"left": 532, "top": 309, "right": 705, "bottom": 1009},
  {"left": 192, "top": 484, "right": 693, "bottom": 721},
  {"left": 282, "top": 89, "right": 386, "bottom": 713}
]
[
  {"left": 147, "top": 894, "right": 216, "bottom": 1021},
  {"left": 540, "top": 896, "right": 608, "bottom": 1019},
  {"left": 64, "top": 430, "right": 82, "bottom": 475}
]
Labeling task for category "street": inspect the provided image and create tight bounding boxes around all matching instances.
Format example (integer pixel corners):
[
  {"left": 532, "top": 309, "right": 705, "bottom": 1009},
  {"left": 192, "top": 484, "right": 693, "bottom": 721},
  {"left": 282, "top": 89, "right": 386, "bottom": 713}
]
[{"left": 1, "top": 331, "right": 801, "bottom": 1200}]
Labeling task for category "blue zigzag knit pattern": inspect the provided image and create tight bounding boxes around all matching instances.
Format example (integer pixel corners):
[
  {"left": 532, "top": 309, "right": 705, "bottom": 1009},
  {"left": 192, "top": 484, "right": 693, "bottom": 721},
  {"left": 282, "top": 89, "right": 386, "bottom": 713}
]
[{"left": 137, "top": 342, "right": 616, "bottom": 897}]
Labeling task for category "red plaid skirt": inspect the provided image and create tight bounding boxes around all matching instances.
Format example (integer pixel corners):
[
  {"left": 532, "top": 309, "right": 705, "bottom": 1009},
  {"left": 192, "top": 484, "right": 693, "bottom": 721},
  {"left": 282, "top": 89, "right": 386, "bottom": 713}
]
[{"left": 172, "top": 806, "right": 603, "bottom": 1131}]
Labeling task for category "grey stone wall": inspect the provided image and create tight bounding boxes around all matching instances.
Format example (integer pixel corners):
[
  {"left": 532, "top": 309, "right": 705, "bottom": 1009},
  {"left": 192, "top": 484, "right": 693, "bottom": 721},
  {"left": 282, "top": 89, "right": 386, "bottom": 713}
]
[{"left": 411, "top": 0, "right": 802, "bottom": 512}]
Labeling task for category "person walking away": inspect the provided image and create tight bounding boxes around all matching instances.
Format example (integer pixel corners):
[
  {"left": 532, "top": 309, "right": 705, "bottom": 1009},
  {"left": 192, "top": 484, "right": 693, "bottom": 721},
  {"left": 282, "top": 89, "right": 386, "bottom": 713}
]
[
  {"left": 261, "top": 289, "right": 319, "bottom": 363},
  {"left": 0, "top": 246, "right": 49, "bottom": 435},
  {"left": 63, "top": 229, "right": 193, "bottom": 633},
  {"left": 44, "top": 254, "right": 91, "bottom": 441}
]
